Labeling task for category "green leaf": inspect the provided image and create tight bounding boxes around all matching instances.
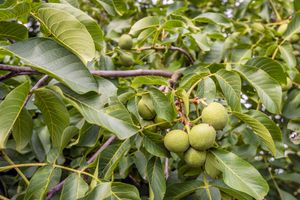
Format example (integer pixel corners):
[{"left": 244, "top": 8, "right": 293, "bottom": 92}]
[
  {"left": 12, "top": 108, "right": 33, "bottom": 152},
  {"left": 60, "top": 173, "right": 89, "bottom": 200},
  {"left": 275, "top": 173, "right": 300, "bottom": 184},
  {"left": 36, "top": 7, "right": 95, "bottom": 64},
  {"left": 194, "top": 12, "right": 231, "bottom": 27},
  {"left": 34, "top": 88, "right": 69, "bottom": 148},
  {"left": 211, "top": 180, "right": 253, "bottom": 200},
  {"left": 59, "top": 126, "right": 79, "bottom": 151},
  {"left": 0, "top": 2, "right": 30, "bottom": 21},
  {"left": 165, "top": 180, "right": 202, "bottom": 200},
  {"left": 278, "top": 189, "right": 298, "bottom": 200},
  {"left": 75, "top": 102, "right": 137, "bottom": 139},
  {"left": 93, "top": 0, "right": 116, "bottom": 16},
  {"left": 143, "top": 131, "right": 169, "bottom": 158},
  {"left": 5, "top": 38, "right": 98, "bottom": 94},
  {"left": 0, "top": 0, "right": 17, "bottom": 8},
  {"left": 191, "top": 33, "right": 211, "bottom": 51},
  {"left": 149, "top": 88, "right": 176, "bottom": 122},
  {"left": 131, "top": 76, "right": 169, "bottom": 88},
  {"left": 129, "top": 16, "right": 160, "bottom": 35},
  {"left": 161, "top": 20, "right": 185, "bottom": 30},
  {"left": 0, "top": 21, "right": 28, "bottom": 41},
  {"left": 279, "top": 44, "right": 297, "bottom": 69},
  {"left": 209, "top": 150, "right": 269, "bottom": 200},
  {"left": 204, "top": 41, "right": 224, "bottom": 63},
  {"left": 234, "top": 65, "right": 282, "bottom": 114},
  {"left": 232, "top": 111, "right": 276, "bottom": 155},
  {"left": 215, "top": 69, "right": 241, "bottom": 112},
  {"left": 283, "top": 12, "right": 300, "bottom": 41},
  {"left": 179, "top": 70, "right": 210, "bottom": 89},
  {"left": 84, "top": 182, "right": 140, "bottom": 200},
  {"left": 99, "top": 139, "right": 131, "bottom": 179},
  {"left": 146, "top": 157, "right": 166, "bottom": 200},
  {"left": 247, "top": 110, "right": 282, "bottom": 142},
  {"left": 197, "top": 77, "right": 216, "bottom": 103},
  {"left": 112, "top": 0, "right": 126, "bottom": 16},
  {"left": 24, "top": 166, "right": 56, "bottom": 200},
  {"left": 283, "top": 89, "right": 300, "bottom": 119},
  {"left": 246, "top": 57, "right": 286, "bottom": 84},
  {"left": 0, "top": 81, "right": 30, "bottom": 149},
  {"left": 41, "top": 3, "right": 104, "bottom": 50}
]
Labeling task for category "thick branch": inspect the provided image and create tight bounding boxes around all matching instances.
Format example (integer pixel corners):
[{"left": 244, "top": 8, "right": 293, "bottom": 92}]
[
  {"left": 137, "top": 45, "right": 195, "bottom": 64},
  {"left": 0, "top": 65, "right": 174, "bottom": 78}
]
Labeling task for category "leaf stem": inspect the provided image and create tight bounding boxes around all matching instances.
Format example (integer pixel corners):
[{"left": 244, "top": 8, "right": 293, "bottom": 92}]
[{"left": 1, "top": 151, "right": 30, "bottom": 185}]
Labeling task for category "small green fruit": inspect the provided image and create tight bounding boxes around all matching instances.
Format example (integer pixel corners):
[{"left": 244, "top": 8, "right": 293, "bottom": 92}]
[
  {"left": 138, "top": 95, "right": 156, "bottom": 120},
  {"left": 189, "top": 123, "right": 216, "bottom": 150},
  {"left": 251, "top": 22, "right": 265, "bottom": 32},
  {"left": 281, "top": 77, "right": 293, "bottom": 91},
  {"left": 205, "top": 160, "right": 221, "bottom": 178},
  {"left": 202, "top": 102, "right": 228, "bottom": 130},
  {"left": 277, "top": 24, "right": 288, "bottom": 36},
  {"left": 119, "top": 51, "right": 134, "bottom": 67},
  {"left": 154, "top": 116, "right": 172, "bottom": 129},
  {"left": 184, "top": 148, "right": 206, "bottom": 167},
  {"left": 118, "top": 34, "right": 133, "bottom": 50},
  {"left": 164, "top": 130, "right": 189, "bottom": 153}
]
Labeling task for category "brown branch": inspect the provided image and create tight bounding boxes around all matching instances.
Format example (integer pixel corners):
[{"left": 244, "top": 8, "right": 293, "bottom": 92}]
[
  {"left": 0, "top": 65, "right": 174, "bottom": 78},
  {"left": 91, "top": 69, "right": 173, "bottom": 78},
  {"left": 0, "top": 64, "right": 36, "bottom": 73},
  {"left": 46, "top": 135, "right": 117, "bottom": 200},
  {"left": 137, "top": 45, "right": 195, "bottom": 64},
  {"left": 87, "top": 135, "right": 116, "bottom": 164},
  {"left": 24, "top": 75, "right": 49, "bottom": 105}
]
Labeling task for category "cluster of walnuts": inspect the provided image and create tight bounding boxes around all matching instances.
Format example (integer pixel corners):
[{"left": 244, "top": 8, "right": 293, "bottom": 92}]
[
  {"left": 137, "top": 93, "right": 229, "bottom": 178},
  {"left": 164, "top": 102, "right": 228, "bottom": 177}
]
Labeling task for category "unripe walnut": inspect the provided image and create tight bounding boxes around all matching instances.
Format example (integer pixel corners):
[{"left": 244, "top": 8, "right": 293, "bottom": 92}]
[
  {"left": 189, "top": 123, "right": 216, "bottom": 150},
  {"left": 164, "top": 130, "right": 189, "bottom": 153},
  {"left": 119, "top": 51, "right": 134, "bottom": 67},
  {"left": 201, "top": 102, "right": 228, "bottom": 130},
  {"left": 118, "top": 34, "right": 133, "bottom": 50},
  {"left": 184, "top": 148, "right": 206, "bottom": 167},
  {"left": 138, "top": 95, "right": 156, "bottom": 120}
]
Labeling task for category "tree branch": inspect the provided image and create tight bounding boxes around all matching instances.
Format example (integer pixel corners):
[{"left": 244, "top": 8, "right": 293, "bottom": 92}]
[
  {"left": 0, "top": 64, "right": 36, "bottom": 72},
  {"left": 137, "top": 45, "right": 195, "bottom": 64},
  {"left": 24, "top": 75, "right": 49, "bottom": 105},
  {"left": 0, "top": 64, "right": 174, "bottom": 78},
  {"left": 91, "top": 69, "right": 173, "bottom": 78},
  {"left": 46, "top": 135, "right": 117, "bottom": 200},
  {"left": 87, "top": 135, "right": 116, "bottom": 164}
]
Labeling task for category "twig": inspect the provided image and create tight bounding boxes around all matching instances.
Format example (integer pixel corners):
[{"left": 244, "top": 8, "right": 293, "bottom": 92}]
[
  {"left": 46, "top": 135, "right": 117, "bottom": 199},
  {"left": 24, "top": 75, "right": 49, "bottom": 105},
  {"left": 87, "top": 135, "right": 116, "bottom": 164},
  {"left": 0, "top": 64, "right": 36, "bottom": 72},
  {"left": 164, "top": 158, "right": 169, "bottom": 179},
  {"left": 137, "top": 45, "right": 195, "bottom": 64}
]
